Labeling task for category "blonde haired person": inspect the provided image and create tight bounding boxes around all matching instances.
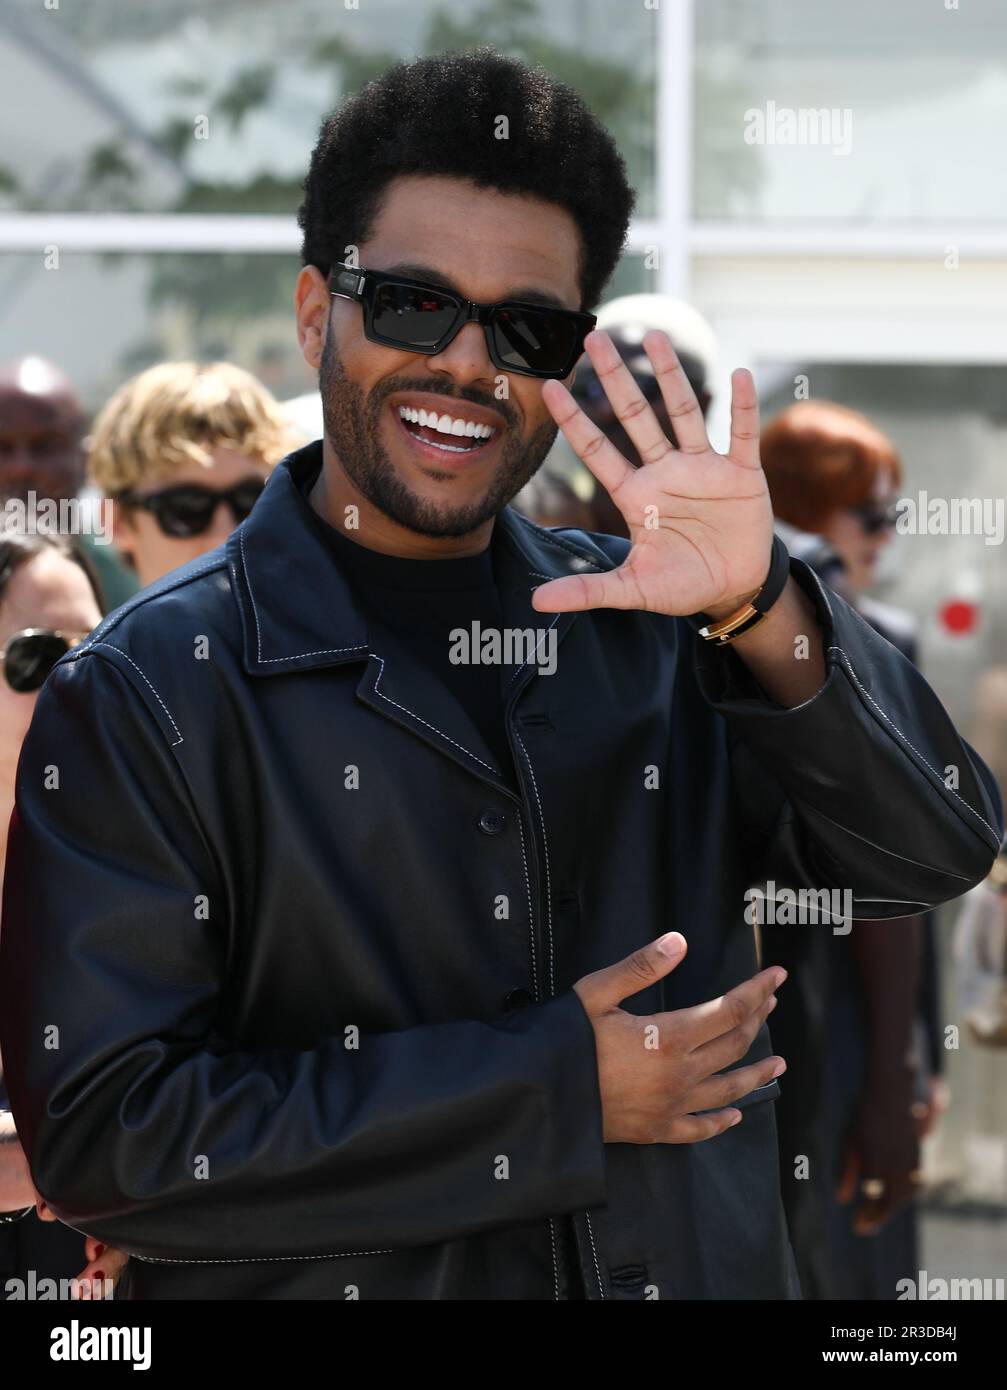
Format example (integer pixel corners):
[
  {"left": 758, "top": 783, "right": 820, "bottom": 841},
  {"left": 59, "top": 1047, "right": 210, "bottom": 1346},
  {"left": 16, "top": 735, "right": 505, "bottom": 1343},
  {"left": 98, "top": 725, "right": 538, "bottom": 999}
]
[{"left": 90, "top": 362, "right": 302, "bottom": 589}]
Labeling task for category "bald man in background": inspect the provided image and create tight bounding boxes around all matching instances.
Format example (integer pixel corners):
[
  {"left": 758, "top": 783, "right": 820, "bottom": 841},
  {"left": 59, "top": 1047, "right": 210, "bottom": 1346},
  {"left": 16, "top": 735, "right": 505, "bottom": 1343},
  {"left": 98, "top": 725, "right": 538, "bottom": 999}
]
[
  {"left": 0, "top": 357, "right": 137, "bottom": 611},
  {"left": 0, "top": 357, "right": 134, "bottom": 1297}
]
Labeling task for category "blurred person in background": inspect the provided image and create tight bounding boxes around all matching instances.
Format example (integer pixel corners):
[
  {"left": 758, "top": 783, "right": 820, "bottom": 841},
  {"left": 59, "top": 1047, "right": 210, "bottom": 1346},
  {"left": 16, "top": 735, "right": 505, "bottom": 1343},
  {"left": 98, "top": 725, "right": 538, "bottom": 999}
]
[
  {"left": 759, "top": 399, "right": 947, "bottom": 1300},
  {"left": 514, "top": 467, "right": 595, "bottom": 530},
  {"left": 513, "top": 294, "right": 717, "bottom": 533},
  {"left": 0, "top": 357, "right": 136, "bottom": 612},
  {"left": 579, "top": 294, "right": 716, "bottom": 536},
  {"left": 0, "top": 518, "right": 127, "bottom": 1297},
  {"left": 89, "top": 362, "right": 301, "bottom": 590}
]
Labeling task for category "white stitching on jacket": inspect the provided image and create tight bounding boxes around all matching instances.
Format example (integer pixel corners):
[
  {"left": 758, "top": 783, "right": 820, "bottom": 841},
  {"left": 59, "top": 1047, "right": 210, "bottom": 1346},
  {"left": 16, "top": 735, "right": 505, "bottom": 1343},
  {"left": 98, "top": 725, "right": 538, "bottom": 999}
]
[
  {"left": 236, "top": 534, "right": 369, "bottom": 666},
  {"left": 827, "top": 644, "right": 1001, "bottom": 847},
  {"left": 238, "top": 530, "right": 263, "bottom": 661},
  {"left": 583, "top": 1213, "right": 606, "bottom": 1300},
  {"left": 506, "top": 614, "right": 561, "bottom": 689},
  {"left": 514, "top": 516, "right": 606, "bottom": 571},
  {"left": 257, "top": 646, "right": 368, "bottom": 664},
  {"left": 74, "top": 559, "right": 225, "bottom": 658},
  {"left": 547, "top": 1218, "right": 560, "bottom": 1302},
  {"left": 514, "top": 811, "right": 539, "bottom": 1001},
  {"left": 371, "top": 655, "right": 500, "bottom": 775},
  {"left": 135, "top": 1249, "right": 394, "bottom": 1265},
  {"left": 513, "top": 732, "right": 555, "bottom": 996},
  {"left": 86, "top": 642, "right": 184, "bottom": 748},
  {"left": 512, "top": 734, "right": 566, "bottom": 1300}
]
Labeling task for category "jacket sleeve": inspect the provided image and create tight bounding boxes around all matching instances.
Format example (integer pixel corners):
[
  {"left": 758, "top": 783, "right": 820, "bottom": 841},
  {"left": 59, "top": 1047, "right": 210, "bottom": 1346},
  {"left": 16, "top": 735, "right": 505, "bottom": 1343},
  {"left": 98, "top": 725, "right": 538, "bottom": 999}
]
[
  {"left": 690, "top": 557, "right": 1004, "bottom": 918},
  {"left": 0, "top": 651, "right": 606, "bottom": 1261}
]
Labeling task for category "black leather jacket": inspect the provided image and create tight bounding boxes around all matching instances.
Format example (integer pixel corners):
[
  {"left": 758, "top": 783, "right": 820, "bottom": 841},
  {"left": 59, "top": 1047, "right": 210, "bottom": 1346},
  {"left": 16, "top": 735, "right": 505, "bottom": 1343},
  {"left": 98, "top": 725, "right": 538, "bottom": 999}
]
[{"left": 0, "top": 440, "right": 1001, "bottom": 1300}]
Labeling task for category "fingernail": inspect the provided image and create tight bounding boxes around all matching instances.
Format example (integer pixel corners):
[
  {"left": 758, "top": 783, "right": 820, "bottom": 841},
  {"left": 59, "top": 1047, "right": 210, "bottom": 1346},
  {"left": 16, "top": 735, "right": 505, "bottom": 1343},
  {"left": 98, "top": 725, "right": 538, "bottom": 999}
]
[
  {"left": 729, "top": 1110, "right": 743, "bottom": 1126},
  {"left": 656, "top": 932, "right": 685, "bottom": 959},
  {"left": 771, "top": 1058, "right": 787, "bottom": 1077},
  {"left": 773, "top": 968, "right": 788, "bottom": 987}
]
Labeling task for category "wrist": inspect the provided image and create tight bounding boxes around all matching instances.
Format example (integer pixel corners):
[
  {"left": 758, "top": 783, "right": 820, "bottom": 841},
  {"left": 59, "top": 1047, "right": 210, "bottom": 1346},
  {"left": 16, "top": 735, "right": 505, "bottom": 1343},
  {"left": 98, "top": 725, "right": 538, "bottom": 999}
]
[
  {"left": 703, "top": 587, "right": 764, "bottom": 624},
  {"left": 689, "top": 534, "right": 790, "bottom": 639}
]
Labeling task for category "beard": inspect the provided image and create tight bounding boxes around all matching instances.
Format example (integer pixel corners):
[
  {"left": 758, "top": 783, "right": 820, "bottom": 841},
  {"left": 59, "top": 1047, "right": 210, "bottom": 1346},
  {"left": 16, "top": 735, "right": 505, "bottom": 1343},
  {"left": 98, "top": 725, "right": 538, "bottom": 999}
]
[{"left": 318, "top": 331, "right": 559, "bottom": 539}]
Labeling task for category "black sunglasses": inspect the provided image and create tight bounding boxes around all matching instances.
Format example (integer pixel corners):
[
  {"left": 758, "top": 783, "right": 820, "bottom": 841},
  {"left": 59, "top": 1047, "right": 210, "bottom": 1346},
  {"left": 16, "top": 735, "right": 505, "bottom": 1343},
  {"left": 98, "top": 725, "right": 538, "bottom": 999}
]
[
  {"left": 115, "top": 478, "right": 266, "bottom": 538},
  {"left": 850, "top": 500, "right": 900, "bottom": 535},
  {"left": 2, "top": 629, "right": 84, "bottom": 692},
  {"left": 572, "top": 364, "right": 662, "bottom": 412},
  {"left": 329, "top": 264, "right": 596, "bottom": 379}
]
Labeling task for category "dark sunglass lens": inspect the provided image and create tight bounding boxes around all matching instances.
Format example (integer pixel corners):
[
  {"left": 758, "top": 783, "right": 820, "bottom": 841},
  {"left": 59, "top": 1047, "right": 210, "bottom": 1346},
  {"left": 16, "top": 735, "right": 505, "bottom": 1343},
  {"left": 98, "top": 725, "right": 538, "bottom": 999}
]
[
  {"left": 5, "top": 633, "right": 69, "bottom": 692},
  {"left": 229, "top": 480, "right": 266, "bottom": 521},
  {"left": 154, "top": 490, "right": 217, "bottom": 537},
  {"left": 372, "top": 282, "right": 459, "bottom": 349},
  {"left": 858, "top": 504, "right": 897, "bottom": 535},
  {"left": 490, "top": 307, "right": 580, "bottom": 376}
]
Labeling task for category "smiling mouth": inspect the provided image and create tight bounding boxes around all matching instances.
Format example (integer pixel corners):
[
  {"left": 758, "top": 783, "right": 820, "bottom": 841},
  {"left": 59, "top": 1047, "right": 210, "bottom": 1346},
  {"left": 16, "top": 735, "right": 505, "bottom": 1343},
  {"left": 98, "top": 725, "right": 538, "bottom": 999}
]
[{"left": 391, "top": 402, "right": 502, "bottom": 463}]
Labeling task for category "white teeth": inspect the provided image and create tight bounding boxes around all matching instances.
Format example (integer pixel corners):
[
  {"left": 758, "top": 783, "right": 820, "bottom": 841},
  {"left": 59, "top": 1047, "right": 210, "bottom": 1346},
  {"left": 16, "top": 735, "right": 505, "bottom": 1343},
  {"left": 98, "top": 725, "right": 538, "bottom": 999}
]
[{"left": 397, "top": 405, "right": 495, "bottom": 441}]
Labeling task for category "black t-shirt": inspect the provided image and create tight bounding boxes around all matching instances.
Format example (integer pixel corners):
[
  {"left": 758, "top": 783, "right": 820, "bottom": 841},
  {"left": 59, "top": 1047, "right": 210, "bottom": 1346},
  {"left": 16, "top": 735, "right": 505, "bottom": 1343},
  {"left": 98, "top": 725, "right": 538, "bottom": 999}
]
[{"left": 306, "top": 507, "right": 517, "bottom": 780}]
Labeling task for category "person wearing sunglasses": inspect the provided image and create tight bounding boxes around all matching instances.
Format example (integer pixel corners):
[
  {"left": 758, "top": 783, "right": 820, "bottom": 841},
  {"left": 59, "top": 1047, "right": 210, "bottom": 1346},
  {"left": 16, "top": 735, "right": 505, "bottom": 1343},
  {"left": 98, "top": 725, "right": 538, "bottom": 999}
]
[
  {"left": 759, "top": 400, "right": 947, "bottom": 1300},
  {"left": 561, "top": 294, "right": 718, "bottom": 539},
  {"left": 88, "top": 361, "right": 300, "bottom": 590},
  {"left": 760, "top": 401, "right": 901, "bottom": 595},
  {"left": 0, "top": 520, "right": 130, "bottom": 1297},
  {"left": 1, "top": 51, "right": 1000, "bottom": 1307}
]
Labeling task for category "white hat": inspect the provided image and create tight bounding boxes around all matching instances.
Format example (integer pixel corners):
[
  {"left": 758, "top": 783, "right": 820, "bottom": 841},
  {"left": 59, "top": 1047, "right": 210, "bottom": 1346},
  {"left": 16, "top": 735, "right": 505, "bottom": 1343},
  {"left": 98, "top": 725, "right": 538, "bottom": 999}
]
[{"left": 595, "top": 294, "right": 717, "bottom": 386}]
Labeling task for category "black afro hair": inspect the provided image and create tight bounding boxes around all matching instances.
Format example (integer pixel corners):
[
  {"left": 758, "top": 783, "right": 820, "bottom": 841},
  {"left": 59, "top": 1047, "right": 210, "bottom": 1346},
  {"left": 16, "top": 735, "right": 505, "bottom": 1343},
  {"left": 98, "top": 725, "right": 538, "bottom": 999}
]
[{"left": 298, "top": 47, "right": 636, "bottom": 313}]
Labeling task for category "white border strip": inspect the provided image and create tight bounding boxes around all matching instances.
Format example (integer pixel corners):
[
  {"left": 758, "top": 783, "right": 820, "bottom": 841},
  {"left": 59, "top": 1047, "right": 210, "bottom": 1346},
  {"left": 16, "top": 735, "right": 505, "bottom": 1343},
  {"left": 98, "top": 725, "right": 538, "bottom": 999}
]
[
  {"left": 2, "top": 215, "right": 1004, "bottom": 263},
  {"left": 0, "top": 214, "right": 302, "bottom": 253},
  {"left": 690, "top": 223, "right": 1007, "bottom": 260},
  {"left": 0, "top": 213, "right": 667, "bottom": 258}
]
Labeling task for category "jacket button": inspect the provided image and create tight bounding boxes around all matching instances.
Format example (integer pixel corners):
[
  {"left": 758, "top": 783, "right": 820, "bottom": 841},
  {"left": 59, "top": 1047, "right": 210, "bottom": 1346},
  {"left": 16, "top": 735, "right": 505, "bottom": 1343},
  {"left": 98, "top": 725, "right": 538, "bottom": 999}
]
[
  {"left": 478, "top": 809, "right": 507, "bottom": 835},
  {"left": 504, "top": 988, "right": 533, "bottom": 1010}
]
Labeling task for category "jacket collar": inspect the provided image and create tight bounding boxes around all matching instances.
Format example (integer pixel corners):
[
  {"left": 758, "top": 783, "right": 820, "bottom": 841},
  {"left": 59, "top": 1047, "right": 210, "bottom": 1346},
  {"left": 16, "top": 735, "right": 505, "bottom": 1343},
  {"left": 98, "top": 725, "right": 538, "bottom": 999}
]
[
  {"left": 228, "top": 439, "right": 614, "bottom": 792},
  {"left": 229, "top": 439, "right": 610, "bottom": 677}
]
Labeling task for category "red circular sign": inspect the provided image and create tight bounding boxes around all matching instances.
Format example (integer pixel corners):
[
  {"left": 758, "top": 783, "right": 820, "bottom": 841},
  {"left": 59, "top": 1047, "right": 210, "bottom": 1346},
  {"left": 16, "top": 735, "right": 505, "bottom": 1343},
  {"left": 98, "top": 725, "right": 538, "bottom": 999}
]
[{"left": 939, "top": 599, "right": 978, "bottom": 634}]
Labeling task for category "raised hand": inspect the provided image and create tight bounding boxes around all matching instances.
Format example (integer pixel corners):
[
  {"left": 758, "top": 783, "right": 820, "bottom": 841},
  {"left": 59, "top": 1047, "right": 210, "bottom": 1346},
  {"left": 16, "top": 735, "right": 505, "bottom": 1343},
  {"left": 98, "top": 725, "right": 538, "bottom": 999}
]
[{"left": 533, "top": 329, "right": 775, "bottom": 621}]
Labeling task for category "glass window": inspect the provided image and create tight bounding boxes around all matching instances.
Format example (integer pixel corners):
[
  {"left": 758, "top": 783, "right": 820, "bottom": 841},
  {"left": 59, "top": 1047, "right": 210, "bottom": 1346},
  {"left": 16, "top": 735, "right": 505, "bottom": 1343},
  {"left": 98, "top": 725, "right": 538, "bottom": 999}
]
[
  {"left": 694, "top": 0, "right": 1007, "bottom": 222},
  {"left": 0, "top": 251, "right": 316, "bottom": 410},
  {"left": 0, "top": 0, "right": 655, "bottom": 217}
]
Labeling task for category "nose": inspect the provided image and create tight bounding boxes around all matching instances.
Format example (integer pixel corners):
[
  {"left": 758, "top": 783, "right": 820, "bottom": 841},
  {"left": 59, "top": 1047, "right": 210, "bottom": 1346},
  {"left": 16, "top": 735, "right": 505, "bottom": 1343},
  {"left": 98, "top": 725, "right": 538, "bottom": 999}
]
[
  {"left": 206, "top": 498, "right": 240, "bottom": 542},
  {"left": 427, "top": 321, "right": 498, "bottom": 389}
]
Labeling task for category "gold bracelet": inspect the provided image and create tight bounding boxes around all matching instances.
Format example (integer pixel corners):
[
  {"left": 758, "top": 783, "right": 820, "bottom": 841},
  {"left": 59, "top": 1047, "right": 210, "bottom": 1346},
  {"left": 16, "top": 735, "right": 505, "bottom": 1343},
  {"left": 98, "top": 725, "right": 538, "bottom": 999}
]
[{"left": 697, "top": 587, "right": 767, "bottom": 645}]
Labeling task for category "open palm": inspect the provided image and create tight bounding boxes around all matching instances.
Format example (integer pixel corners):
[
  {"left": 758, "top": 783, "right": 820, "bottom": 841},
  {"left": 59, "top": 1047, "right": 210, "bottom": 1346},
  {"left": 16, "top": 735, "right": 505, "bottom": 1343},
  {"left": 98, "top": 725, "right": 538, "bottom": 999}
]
[{"left": 532, "top": 330, "right": 775, "bottom": 619}]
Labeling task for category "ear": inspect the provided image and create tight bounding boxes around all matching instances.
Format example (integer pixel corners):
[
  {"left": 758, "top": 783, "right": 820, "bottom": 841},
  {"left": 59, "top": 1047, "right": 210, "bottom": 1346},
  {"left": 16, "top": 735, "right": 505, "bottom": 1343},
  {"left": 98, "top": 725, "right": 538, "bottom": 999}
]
[
  {"left": 295, "top": 266, "right": 331, "bottom": 371},
  {"left": 108, "top": 498, "right": 137, "bottom": 560}
]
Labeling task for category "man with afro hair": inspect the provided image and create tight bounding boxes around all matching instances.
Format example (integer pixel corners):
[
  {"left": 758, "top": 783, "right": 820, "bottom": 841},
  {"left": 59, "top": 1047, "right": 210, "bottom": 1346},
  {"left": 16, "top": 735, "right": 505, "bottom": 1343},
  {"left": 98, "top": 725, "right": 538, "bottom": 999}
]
[{"left": 3, "top": 48, "right": 999, "bottom": 1304}]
